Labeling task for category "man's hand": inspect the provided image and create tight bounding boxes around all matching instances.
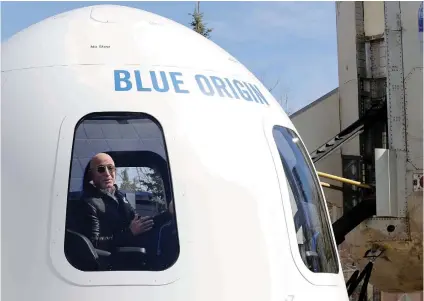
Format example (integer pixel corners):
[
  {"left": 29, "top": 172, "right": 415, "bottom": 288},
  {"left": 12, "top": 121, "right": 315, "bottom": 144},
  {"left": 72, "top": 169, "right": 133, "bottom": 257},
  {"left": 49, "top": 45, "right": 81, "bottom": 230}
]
[{"left": 129, "top": 215, "right": 154, "bottom": 236}]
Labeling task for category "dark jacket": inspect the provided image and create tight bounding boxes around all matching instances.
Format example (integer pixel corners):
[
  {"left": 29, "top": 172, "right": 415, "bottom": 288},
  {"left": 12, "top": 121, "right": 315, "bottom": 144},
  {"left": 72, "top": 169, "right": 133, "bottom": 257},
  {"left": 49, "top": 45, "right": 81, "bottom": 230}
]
[{"left": 77, "top": 183, "right": 137, "bottom": 252}]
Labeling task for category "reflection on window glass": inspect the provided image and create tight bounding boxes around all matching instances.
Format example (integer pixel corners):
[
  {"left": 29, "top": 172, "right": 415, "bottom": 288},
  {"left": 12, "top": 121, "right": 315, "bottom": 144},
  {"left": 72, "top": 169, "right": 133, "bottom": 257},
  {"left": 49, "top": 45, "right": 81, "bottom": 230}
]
[
  {"left": 65, "top": 113, "right": 179, "bottom": 272},
  {"left": 116, "top": 166, "right": 167, "bottom": 216},
  {"left": 272, "top": 126, "right": 339, "bottom": 273}
]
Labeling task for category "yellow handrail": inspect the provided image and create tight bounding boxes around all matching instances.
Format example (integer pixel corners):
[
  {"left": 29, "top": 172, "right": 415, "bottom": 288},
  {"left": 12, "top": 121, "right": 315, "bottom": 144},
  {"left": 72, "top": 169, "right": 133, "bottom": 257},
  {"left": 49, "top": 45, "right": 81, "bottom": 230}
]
[
  {"left": 320, "top": 182, "right": 331, "bottom": 188},
  {"left": 317, "top": 171, "right": 373, "bottom": 190}
]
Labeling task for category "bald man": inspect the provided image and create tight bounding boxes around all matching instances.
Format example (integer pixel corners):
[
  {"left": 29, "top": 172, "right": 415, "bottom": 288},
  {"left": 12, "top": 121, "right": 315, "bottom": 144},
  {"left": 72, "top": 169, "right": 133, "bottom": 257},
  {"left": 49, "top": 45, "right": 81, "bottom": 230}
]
[{"left": 78, "top": 153, "right": 154, "bottom": 252}]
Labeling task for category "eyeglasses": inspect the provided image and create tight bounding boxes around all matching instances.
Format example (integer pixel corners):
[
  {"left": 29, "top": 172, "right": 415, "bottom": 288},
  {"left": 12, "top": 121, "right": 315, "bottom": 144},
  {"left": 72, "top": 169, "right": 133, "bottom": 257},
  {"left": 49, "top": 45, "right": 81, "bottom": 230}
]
[{"left": 95, "top": 164, "right": 115, "bottom": 174}]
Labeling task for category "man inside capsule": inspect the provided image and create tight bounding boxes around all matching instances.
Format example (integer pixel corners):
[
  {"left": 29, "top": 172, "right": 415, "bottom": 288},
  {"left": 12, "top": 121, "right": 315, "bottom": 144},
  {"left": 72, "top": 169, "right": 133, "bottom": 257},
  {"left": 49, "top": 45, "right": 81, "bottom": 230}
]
[
  {"left": 68, "top": 152, "right": 178, "bottom": 271},
  {"left": 76, "top": 153, "right": 156, "bottom": 253}
]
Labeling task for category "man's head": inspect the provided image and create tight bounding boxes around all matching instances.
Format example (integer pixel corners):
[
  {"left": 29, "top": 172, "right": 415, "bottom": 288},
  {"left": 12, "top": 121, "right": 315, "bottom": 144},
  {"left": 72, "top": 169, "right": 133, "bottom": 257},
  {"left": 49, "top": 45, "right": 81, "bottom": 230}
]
[{"left": 89, "top": 153, "right": 116, "bottom": 190}]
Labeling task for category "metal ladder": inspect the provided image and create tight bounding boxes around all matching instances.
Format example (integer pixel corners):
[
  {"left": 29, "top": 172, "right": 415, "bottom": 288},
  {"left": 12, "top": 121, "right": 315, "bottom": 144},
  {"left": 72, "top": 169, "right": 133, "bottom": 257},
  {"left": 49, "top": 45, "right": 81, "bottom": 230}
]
[{"left": 310, "top": 104, "right": 387, "bottom": 164}]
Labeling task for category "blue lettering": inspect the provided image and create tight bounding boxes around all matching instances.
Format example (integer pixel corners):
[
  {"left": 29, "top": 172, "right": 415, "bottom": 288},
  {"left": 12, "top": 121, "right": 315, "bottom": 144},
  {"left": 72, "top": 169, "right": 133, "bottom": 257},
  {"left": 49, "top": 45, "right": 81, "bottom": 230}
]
[
  {"left": 170, "top": 72, "right": 189, "bottom": 94},
  {"left": 150, "top": 71, "right": 169, "bottom": 92},
  {"left": 134, "top": 71, "right": 152, "bottom": 92},
  {"left": 224, "top": 78, "right": 240, "bottom": 99},
  {"left": 248, "top": 84, "right": 269, "bottom": 105},
  {"left": 211, "top": 76, "right": 233, "bottom": 98},
  {"left": 195, "top": 74, "right": 215, "bottom": 96},
  {"left": 233, "top": 80, "right": 253, "bottom": 101},
  {"left": 113, "top": 70, "right": 268, "bottom": 106},
  {"left": 114, "top": 70, "right": 132, "bottom": 91},
  {"left": 243, "top": 82, "right": 259, "bottom": 103}
]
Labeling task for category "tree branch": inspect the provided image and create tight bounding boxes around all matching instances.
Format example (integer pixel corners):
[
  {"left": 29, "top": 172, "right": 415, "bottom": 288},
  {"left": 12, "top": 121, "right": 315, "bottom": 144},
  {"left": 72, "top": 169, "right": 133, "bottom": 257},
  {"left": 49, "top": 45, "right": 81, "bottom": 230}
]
[{"left": 268, "top": 78, "right": 280, "bottom": 92}]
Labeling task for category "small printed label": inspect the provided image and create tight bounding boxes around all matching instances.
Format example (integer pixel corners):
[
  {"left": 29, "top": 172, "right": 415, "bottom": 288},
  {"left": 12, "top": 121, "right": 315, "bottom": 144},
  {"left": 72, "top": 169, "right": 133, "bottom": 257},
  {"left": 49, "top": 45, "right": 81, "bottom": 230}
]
[{"left": 90, "top": 45, "right": 111, "bottom": 49}]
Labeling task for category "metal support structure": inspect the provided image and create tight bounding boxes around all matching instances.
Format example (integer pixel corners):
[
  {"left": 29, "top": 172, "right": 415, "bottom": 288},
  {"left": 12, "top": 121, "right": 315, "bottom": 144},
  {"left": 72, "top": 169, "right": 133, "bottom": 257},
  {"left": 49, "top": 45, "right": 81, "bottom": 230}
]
[
  {"left": 309, "top": 104, "right": 387, "bottom": 164},
  {"left": 384, "top": 1, "right": 407, "bottom": 154},
  {"left": 383, "top": 1, "right": 408, "bottom": 217},
  {"left": 332, "top": 198, "right": 376, "bottom": 245},
  {"left": 356, "top": 1, "right": 388, "bottom": 203},
  {"left": 329, "top": 1, "right": 417, "bottom": 299}
]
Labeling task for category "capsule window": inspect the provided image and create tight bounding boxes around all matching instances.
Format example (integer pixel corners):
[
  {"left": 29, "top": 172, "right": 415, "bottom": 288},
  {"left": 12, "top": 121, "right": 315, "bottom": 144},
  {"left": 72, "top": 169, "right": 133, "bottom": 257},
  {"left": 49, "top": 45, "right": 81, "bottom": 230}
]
[
  {"left": 64, "top": 112, "right": 179, "bottom": 272},
  {"left": 272, "top": 125, "right": 339, "bottom": 274}
]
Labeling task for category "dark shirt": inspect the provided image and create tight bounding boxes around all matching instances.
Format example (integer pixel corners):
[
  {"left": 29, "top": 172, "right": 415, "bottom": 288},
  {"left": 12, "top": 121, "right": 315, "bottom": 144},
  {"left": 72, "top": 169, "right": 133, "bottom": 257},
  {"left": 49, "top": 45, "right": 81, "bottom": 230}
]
[
  {"left": 76, "top": 183, "right": 137, "bottom": 252},
  {"left": 67, "top": 183, "right": 178, "bottom": 269}
]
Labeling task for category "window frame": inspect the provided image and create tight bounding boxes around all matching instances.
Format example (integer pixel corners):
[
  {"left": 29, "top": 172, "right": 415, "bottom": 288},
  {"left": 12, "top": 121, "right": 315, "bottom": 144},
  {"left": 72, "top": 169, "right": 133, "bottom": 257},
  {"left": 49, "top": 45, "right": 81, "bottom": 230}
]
[
  {"left": 262, "top": 117, "right": 342, "bottom": 286},
  {"left": 49, "top": 111, "right": 183, "bottom": 286}
]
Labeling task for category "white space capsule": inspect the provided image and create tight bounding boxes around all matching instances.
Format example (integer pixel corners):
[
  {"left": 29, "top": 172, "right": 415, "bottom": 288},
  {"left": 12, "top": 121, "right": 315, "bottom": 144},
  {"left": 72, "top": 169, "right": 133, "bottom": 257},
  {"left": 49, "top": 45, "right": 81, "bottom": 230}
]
[{"left": 1, "top": 5, "right": 349, "bottom": 301}]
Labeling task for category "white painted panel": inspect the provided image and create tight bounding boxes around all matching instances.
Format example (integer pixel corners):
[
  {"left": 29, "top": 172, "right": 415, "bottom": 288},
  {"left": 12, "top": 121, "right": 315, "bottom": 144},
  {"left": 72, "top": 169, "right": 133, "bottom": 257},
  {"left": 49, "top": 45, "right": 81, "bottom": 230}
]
[
  {"left": 336, "top": 1, "right": 360, "bottom": 156},
  {"left": 364, "top": 1, "right": 385, "bottom": 36},
  {"left": 375, "top": 148, "right": 398, "bottom": 217},
  {"left": 400, "top": 1, "right": 424, "bottom": 171}
]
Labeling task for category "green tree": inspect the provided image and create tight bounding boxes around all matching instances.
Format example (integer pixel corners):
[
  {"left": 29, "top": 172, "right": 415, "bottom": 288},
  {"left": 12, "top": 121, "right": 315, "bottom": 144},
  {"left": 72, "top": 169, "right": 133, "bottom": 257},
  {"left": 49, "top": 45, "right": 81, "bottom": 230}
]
[
  {"left": 118, "top": 167, "right": 167, "bottom": 210},
  {"left": 189, "top": 1, "right": 213, "bottom": 39},
  {"left": 119, "top": 168, "right": 137, "bottom": 191},
  {"left": 137, "top": 167, "right": 166, "bottom": 206}
]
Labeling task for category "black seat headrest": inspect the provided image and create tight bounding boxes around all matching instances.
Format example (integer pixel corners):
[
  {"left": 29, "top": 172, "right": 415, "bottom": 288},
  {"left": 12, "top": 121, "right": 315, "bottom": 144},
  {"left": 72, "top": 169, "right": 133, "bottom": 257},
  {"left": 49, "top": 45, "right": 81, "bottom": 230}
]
[
  {"left": 64, "top": 229, "right": 100, "bottom": 271},
  {"left": 82, "top": 160, "right": 92, "bottom": 192}
]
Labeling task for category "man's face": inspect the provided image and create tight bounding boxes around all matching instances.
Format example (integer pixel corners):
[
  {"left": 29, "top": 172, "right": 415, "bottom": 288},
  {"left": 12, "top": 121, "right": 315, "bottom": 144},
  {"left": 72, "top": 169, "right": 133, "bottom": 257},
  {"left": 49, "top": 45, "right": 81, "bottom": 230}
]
[{"left": 91, "top": 154, "right": 116, "bottom": 190}]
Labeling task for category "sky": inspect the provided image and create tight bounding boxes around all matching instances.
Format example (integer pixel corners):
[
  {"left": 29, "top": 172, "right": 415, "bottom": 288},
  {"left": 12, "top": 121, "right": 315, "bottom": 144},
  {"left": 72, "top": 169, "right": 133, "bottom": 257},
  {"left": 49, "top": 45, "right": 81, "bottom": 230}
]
[{"left": 1, "top": 1, "right": 339, "bottom": 114}]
